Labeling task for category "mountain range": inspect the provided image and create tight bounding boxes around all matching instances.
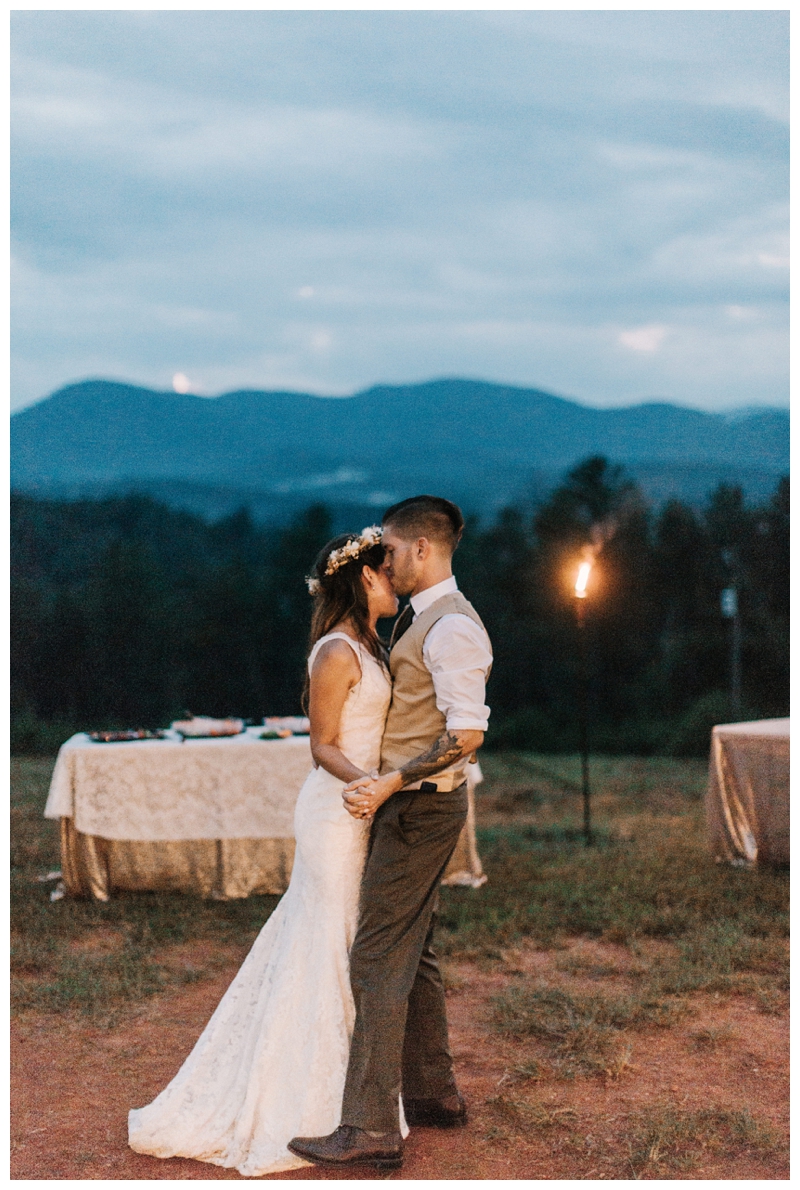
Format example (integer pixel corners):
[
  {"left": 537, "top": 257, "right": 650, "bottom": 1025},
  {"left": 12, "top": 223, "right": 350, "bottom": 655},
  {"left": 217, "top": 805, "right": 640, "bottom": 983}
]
[{"left": 10, "top": 378, "right": 789, "bottom": 522}]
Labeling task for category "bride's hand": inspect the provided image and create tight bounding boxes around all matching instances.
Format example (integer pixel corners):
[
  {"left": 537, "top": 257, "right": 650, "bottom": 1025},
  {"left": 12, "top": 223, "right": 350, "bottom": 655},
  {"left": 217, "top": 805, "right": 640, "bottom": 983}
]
[{"left": 343, "top": 772, "right": 402, "bottom": 819}]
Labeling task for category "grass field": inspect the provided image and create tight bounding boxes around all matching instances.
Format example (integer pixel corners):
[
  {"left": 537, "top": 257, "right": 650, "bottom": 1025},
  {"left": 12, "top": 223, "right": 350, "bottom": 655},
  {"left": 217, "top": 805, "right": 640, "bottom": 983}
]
[
  {"left": 11, "top": 751, "right": 789, "bottom": 1178},
  {"left": 11, "top": 752, "right": 788, "bottom": 1023},
  {"left": 438, "top": 754, "right": 788, "bottom": 1016}
]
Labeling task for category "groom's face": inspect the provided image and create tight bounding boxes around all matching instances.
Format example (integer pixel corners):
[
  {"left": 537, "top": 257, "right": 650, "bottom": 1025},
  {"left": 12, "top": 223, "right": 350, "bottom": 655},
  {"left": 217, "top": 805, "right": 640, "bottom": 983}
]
[{"left": 381, "top": 528, "right": 422, "bottom": 597}]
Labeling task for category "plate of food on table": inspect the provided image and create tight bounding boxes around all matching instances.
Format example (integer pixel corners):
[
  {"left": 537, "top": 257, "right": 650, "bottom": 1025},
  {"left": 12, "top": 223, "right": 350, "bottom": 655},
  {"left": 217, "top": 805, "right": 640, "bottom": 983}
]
[
  {"left": 257, "top": 716, "right": 311, "bottom": 739},
  {"left": 88, "top": 729, "right": 170, "bottom": 743},
  {"left": 170, "top": 716, "right": 245, "bottom": 738}
]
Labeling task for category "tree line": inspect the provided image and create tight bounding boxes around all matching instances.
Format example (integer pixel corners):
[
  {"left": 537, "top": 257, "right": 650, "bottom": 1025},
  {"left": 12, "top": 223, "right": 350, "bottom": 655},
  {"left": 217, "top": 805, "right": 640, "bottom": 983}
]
[{"left": 11, "top": 457, "right": 788, "bottom": 755}]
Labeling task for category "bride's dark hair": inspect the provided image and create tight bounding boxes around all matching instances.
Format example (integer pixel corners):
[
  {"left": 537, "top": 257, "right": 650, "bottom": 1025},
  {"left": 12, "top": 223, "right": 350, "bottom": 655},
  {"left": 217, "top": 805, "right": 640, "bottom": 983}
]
[{"left": 303, "top": 533, "right": 388, "bottom": 708}]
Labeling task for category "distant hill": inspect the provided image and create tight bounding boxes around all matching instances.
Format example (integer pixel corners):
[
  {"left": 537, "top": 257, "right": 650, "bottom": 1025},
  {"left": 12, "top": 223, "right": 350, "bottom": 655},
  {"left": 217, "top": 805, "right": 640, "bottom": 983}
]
[{"left": 10, "top": 378, "right": 789, "bottom": 519}]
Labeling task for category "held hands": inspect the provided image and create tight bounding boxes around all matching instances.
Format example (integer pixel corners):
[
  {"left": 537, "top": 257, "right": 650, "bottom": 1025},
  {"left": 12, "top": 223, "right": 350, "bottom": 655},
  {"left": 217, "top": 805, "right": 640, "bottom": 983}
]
[{"left": 343, "top": 770, "right": 403, "bottom": 820}]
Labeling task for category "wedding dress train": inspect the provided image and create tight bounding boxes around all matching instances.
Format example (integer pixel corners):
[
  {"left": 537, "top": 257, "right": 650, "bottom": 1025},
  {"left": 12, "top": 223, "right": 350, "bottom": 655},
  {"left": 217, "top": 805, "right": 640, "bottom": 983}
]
[{"left": 128, "top": 633, "right": 405, "bottom": 1176}]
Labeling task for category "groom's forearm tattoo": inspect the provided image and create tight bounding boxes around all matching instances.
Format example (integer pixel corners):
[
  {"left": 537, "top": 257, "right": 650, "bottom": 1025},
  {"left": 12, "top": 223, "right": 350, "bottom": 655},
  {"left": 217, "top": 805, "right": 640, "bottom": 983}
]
[{"left": 397, "top": 730, "right": 465, "bottom": 786}]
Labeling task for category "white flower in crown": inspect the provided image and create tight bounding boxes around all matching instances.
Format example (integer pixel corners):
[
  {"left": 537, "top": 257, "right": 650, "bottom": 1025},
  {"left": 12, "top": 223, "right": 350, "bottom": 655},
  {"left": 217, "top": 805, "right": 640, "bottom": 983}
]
[
  {"left": 324, "top": 525, "right": 383, "bottom": 576},
  {"left": 305, "top": 525, "right": 383, "bottom": 594}
]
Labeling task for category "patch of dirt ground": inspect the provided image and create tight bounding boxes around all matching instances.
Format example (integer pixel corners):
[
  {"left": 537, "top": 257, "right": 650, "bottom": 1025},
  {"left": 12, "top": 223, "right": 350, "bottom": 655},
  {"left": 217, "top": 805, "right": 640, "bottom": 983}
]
[{"left": 11, "top": 938, "right": 788, "bottom": 1180}]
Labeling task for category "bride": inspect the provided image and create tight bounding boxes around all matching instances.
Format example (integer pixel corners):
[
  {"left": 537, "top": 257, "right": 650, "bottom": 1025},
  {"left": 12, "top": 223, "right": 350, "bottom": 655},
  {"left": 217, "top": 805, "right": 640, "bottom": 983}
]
[{"left": 128, "top": 526, "right": 402, "bottom": 1176}]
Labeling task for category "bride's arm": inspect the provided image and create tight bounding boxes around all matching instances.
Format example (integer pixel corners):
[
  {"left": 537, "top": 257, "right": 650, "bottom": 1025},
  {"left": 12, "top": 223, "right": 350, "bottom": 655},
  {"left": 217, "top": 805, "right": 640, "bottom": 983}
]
[{"left": 308, "top": 639, "right": 372, "bottom": 784}]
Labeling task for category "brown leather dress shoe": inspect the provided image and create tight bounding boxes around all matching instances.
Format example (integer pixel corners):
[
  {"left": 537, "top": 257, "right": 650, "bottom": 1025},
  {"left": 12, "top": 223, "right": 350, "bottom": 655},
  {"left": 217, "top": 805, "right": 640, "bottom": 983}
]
[
  {"left": 287, "top": 1124, "right": 403, "bottom": 1170},
  {"left": 404, "top": 1092, "right": 468, "bottom": 1128}
]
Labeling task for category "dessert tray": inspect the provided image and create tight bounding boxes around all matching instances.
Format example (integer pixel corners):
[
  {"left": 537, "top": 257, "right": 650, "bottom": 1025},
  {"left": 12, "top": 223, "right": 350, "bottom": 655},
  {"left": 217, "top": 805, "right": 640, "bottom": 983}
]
[{"left": 88, "top": 729, "right": 169, "bottom": 743}]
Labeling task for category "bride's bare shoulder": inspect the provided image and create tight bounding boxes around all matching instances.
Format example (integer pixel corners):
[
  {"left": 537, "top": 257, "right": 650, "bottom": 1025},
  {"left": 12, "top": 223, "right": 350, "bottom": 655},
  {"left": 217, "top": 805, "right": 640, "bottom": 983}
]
[{"left": 310, "top": 635, "right": 361, "bottom": 674}]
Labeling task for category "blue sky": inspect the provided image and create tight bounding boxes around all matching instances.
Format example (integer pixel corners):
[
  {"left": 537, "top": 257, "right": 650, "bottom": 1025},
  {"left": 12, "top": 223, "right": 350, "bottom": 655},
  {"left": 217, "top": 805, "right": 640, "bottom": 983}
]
[{"left": 11, "top": 10, "right": 788, "bottom": 413}]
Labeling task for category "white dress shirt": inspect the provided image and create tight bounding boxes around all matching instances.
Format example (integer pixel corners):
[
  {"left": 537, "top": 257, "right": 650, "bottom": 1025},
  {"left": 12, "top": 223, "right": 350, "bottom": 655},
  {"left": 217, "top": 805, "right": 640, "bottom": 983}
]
[{"left": 409, "top": 576, "right": 492, "bottom": 732}]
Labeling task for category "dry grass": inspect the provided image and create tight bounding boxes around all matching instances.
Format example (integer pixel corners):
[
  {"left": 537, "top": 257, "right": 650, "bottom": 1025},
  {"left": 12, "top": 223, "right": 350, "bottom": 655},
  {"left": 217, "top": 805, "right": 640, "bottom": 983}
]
[
  {"left": 492, "top": 983, "right": 686, "bottom": 1077},
  {"left": 623, "top": 1101, "right": 781, "bottom": 1175},
  {"left": 554, "top": 954, "right": 626, "bottom": 979},
  {"left": 496, "top": 1059, "right": 544, "bottom": 1087},
  {"left": 480, "top": 1092, "right": 783, "bottom": 1176},
  {"left": 688, "top": 1024, "right": 735, "bottom": 1051},
  {"left": 482, "top": 1094, "right": 577, "bottom": 1144}
]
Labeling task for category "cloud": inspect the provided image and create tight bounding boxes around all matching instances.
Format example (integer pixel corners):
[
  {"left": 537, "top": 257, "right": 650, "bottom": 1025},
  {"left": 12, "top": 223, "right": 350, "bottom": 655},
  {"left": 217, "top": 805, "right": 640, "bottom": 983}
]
[
  {"left": 618, "top": 325, "right": 669, "bottom": 353},
  {"left": 757, "top": 252, "right": 789, "bottom": 269},
  {"left": 10, "top": 10, "right": 788, "bottom": 412}
]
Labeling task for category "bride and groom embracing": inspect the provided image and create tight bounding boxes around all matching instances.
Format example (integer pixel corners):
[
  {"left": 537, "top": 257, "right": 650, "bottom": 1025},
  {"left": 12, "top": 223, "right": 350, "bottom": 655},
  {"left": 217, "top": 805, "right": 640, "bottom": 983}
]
[{"left": 128, "top": 495, "right": 493, "bottom": 1176}]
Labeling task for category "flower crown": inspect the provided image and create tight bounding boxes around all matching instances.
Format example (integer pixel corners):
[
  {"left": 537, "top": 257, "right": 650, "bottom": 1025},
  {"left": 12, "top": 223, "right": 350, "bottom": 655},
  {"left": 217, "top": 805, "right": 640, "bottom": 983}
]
[{"left": 306, "top": 525, "right": 383, "bottom": 595}]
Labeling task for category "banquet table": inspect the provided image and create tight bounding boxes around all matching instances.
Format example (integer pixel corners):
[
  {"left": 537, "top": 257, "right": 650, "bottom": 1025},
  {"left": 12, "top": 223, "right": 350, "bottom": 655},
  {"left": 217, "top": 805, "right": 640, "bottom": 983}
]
[
  {"left": 706, "top": 718, "right": 790, "bottom": 866},
  {"left": 45, "top": 730, "right": 486, "bottom": 900}
]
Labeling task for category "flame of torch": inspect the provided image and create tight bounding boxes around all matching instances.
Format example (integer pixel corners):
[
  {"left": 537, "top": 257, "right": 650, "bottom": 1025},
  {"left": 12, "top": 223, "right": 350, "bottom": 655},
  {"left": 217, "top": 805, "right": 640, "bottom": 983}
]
[{"left": 575, "top": 560, "right": 592, "bottom": 598}]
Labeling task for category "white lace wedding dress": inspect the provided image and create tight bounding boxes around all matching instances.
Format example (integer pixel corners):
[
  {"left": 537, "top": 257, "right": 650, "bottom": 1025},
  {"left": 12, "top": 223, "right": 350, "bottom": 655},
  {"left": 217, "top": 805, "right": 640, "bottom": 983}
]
[{"left": 128, "top": 633, "right": 406, "bottom": 1176}]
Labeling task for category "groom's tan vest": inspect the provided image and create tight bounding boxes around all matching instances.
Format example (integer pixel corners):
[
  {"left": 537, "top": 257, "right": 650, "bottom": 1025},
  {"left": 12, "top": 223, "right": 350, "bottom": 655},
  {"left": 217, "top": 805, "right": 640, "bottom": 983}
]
[{"left": 380, "top": 592, "right": 491, "bottom": 785}]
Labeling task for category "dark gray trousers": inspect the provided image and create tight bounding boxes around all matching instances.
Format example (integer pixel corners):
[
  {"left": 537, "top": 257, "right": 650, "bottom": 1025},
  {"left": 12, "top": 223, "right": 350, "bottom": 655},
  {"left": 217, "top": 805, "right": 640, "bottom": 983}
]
[{"left": 340, "top": 782, "right": 469, "bottom": 1133}]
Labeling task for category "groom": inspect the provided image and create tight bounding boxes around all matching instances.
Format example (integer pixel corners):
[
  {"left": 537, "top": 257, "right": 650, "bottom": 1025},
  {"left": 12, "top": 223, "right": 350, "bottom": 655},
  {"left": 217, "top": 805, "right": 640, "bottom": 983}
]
[{"left": 289, "top": 495, "right": 492, "bottom": 1170}]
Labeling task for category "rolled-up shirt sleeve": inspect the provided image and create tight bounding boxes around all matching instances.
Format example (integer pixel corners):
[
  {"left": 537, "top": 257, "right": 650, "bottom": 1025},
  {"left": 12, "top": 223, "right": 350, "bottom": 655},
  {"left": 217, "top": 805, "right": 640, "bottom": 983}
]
[{"left": 421, "top": 614, "right": 492, "bottom": 732}]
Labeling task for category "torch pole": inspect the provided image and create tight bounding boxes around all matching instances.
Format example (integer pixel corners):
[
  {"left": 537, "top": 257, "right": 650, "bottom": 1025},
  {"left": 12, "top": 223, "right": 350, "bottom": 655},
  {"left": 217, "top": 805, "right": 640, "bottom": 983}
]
[{"left": 576, "top": 598, "right": 593, "bottom": 846}]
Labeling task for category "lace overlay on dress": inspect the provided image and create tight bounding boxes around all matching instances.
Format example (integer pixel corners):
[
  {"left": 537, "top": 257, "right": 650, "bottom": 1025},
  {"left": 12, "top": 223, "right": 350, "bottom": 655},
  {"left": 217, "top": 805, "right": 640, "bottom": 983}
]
[{"left": 128, "top": 633, "right": 402, "bottom": 1176}]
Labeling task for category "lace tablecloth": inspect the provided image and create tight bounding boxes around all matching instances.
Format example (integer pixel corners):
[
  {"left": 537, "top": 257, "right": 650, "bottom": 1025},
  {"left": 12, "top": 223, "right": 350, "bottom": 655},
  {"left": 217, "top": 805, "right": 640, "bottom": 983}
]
[
  {"left": 706, "top": 718, "right": 789, "bottom": 865},
  {"left": 45, "top": 731, "right": 486, "bottom": 898},
  {"left": 45, "top": 731, "right": 313, "bottom": 840}
]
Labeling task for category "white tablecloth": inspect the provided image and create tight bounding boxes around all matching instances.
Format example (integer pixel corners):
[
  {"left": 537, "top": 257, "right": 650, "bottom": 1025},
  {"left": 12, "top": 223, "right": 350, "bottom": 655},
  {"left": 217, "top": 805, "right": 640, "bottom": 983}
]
[
  {"left": 706, "top": 718, "right": 790, "bottom": 866},
  {"left": 45, "top": 730, "right": 314, "bottom": 841}
]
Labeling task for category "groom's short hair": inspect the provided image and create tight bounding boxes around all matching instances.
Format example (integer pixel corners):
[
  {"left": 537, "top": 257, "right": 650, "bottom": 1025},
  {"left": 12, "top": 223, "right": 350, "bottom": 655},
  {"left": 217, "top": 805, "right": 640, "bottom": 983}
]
[{"left": 382, "top": 495, "right": 464, "bottom": 554}]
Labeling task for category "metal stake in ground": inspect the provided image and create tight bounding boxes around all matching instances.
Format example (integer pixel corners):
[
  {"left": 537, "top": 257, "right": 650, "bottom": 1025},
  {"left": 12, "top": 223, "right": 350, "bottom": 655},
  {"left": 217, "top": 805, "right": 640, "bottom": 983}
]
[{"left": 574, "top": 559, "right": 593, "bottom": 846}]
